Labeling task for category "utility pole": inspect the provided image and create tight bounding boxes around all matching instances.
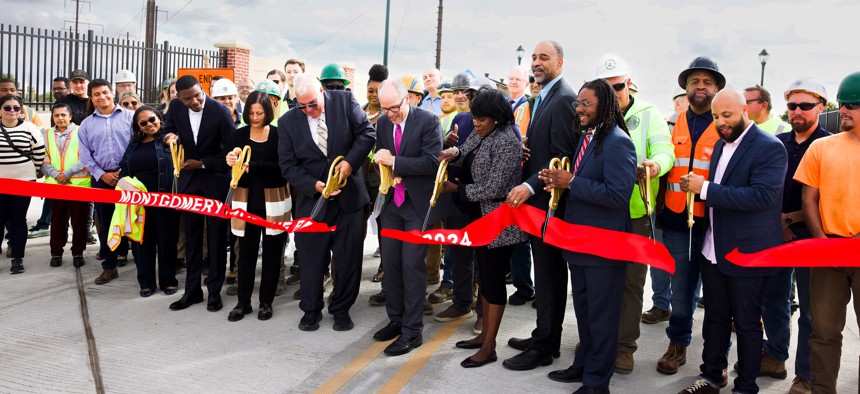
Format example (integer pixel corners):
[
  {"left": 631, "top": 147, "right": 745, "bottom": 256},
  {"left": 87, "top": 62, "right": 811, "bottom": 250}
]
[
  {"left": 383, "top": 0, "right": 390, "bottom": 66},
  {"left": 144, "top": 0, "right": 157, "bottom": 102},
  {"left": 435, "top": 0, "right": 443, "bottom": 70}
]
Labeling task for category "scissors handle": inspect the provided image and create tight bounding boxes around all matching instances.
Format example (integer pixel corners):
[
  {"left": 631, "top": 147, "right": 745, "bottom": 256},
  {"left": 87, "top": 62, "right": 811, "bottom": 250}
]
[
  {"left": 230, "top": 145, "right": 252, "bottom": 189},
  {"left": 548, "top": 156, "right": 571, "bottom": 211},
  {"left": 169, "top": 141, "right": 183, "bottom": 179},
  {"left": 429, "top": 160, "right": 448, "bottom": 208},
  {"left": 322, "top": 156, "right": 347, "bottom": 199},
  {"left": 378, "top": 163, "right": 393, "bottom": 195}
]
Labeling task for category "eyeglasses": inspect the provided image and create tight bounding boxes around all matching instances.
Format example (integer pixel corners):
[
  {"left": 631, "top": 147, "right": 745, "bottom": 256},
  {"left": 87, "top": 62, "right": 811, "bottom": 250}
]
[
  {"left": 787, "top": 102, "right": 818, "bottom": 111},
  {"left": 296, "top": 101, "right": 319, "bottom": 110},
  {"left": 745, "top": 99, "right": 763, "bottom": 104},
  {"left": 2, "top": 105, "right": 21, "bottom": 112},
  {"left": 381, "top": 98, "right": 405, "bottom": 114},
  {"left": 122, "top": 101, "right": 139, "bottom": 108},
  {"left": 611, "top": 81, "right": 627, "bottom": 92},
  {"left": 138, "top": 116, "right": 158, "bottom": 127},
  {"left": 574, "top": 100, "right": 597, "bottom": 109},
  {"left": 323, "top": 83, "right": 345, "bottom": 91},
  {"left": 452, "top": 89, "right": 468, "bottom": 95},
  {"left": 840, "top": 102, "right": 860, "bottom": 110}
]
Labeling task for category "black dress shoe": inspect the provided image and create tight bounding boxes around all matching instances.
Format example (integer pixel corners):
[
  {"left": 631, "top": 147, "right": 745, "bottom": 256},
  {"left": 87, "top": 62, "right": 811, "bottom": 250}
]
[
  {"left": 461, "top": 352, "right": 497, "bottom": 368},
  {"left": 72, "top": 255, "right": 85, "bottom": 268},
  {"left": 333, "top": 313, "right": 354, "bottom": 331},
  {"left": 299, "top": 312, "right": 322, "bottom": 331},
  {"left": 502, "top": 349, "right": 553, "bottom": 371},
  {"left": 207, "top": 293, "right": 223, "bottom": 312},
  {"left": 228, "top": 304, "right": 253, "bottom": 322},
  {"left": 384, "top": 334, "right": 422, "bottom": 356},
  {"left": 455, "top": 340, "right": 482, "bottom": 349},
  {"left": 548, "top": 366, "right": 584, "bottom": 383},
  {"left": 373, "top": 321, "right": 402, "bottom": 341},
  {"left": 508, "top": 336, "right": 533, "bottom": 351},
  {"left": 50, "top": 256, "right": 62, "bottom": 267},
  {"left": 572, "top": 386, "right": 609, "bottom": 394},
  {"left": 163, "top": 287, "right": 177, "bottom": 296},
  {"left": 169, "top": 291, "right": 204, "bottom": 310},
  {"left": 257, "top": 303, "right": 273, "bottom": 321},
  {"left": 139, "top": 289, "right": 154, "bottom": 298}
]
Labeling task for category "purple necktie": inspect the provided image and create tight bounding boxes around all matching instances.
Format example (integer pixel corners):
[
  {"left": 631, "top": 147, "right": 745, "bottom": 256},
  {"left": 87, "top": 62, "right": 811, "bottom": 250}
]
[{"left": 393, "top": 124, "right": 405, "bottom": 206}]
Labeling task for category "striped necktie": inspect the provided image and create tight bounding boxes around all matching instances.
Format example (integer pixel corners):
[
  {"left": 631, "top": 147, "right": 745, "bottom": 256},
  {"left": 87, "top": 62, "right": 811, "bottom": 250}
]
[
  {"left": 573, "top": 130, "right": 593, "bottom": 174},
  {"left": 316, "top": 118, "right": 328, "bottom": 156}
]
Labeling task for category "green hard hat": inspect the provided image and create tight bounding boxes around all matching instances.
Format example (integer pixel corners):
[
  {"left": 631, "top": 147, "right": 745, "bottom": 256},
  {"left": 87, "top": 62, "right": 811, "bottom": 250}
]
[
  {"left": 837, "top": 71, "right": 860, "bottom": 103},
  {"left": 320, "top": 63, "right": 350, "bottom": 85},
  {"left": 255, "top": 80, "right": 281, "bottom": 97}
]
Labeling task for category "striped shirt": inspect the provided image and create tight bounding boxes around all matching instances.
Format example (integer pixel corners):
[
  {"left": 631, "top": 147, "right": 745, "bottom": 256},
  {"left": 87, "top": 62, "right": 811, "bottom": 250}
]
[{"left": 0, "top": 120, "right": 45, "bottom": 180}]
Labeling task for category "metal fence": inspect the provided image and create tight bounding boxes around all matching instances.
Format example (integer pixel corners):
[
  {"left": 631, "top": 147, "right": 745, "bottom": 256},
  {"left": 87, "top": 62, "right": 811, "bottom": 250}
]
[
  {"left": 0, "top": 24, "right": 224, "bottom": 110},
  {"left": 819, "top": 109, "right": 842, "bottom": 133}
]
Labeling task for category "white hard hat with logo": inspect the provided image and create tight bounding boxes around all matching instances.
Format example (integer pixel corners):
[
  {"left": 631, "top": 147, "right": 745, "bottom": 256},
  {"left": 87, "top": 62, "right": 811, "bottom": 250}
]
[
  {"left": 595, "top": 53, "right": 630, "bottom": 79},
  {"left": 114, "top": 69, "right": 136, "bottom": 84},
  {"left": 784, "top": 78, "right": 829, "bottom": 105},
  {"left": 211, "top": 78, "right": 238, "bottom": 97}
]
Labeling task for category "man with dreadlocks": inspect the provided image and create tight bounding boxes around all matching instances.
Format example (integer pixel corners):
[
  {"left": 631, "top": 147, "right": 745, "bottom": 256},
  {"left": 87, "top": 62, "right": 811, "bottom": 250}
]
[{"left": 539, "top": 78, "right": 636, "bottom": 393}]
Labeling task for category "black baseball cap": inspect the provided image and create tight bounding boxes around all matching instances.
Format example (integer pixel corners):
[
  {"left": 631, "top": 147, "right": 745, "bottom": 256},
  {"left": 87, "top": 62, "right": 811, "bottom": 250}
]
[{"left": 70, "top": 69, "right": 89, "bottom": 81}]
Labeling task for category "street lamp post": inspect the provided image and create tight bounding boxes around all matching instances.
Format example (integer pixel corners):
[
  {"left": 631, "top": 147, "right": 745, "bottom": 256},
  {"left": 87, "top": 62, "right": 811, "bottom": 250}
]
[
  {"left": 516, "top": 45, "right": 525, "bottom": 65},
  {"left": 758, "top": 48, "right": 769, "bottom": 86}
]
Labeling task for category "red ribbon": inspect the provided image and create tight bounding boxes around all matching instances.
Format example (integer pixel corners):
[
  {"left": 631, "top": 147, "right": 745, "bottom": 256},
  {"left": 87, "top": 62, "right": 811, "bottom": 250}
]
[
  {"left": 0, "top": 178, "right": 334, "bottom": 233},
  {"left": 727, "top": 238, "right": 860, "bottom": 267},
  {"left": 381, "top": 203, "right": 675, "bottom": 274}
]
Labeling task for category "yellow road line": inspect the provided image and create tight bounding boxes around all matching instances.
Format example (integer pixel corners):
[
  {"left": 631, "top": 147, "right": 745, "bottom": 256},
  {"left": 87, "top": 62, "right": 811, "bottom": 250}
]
[
  {"left": 314, "top": 339, "right": 392, "bottom": 394},
  {"left": 376, "top": 319, "right": 469, "bottom": 394}
]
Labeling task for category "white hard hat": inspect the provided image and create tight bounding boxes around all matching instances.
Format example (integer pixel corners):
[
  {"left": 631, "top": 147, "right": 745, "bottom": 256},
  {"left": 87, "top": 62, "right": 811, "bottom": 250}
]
[
  {"left": 784, "top": 78, "right": 828, "bottom": 104},
  {"left": 595, "top": 53, "right": 630, "bottom": 79},
  {"left": 211, "top": 78, "right": 238, "bottom": 97},
  {"left": 673, "top": 87, "right": 686, "bottom": 100},
  {"left": 114, "top": 69, "right": 136, "bottom": 84}
]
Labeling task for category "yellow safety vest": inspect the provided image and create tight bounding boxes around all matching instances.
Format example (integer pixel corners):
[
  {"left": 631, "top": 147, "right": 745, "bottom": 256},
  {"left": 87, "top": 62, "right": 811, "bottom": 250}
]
[
  {"left": 108, "top": 177, "right": 147, "bottom": 250},
  {"left": 44, "top": 125, "right": 91, "bottom": 187}
]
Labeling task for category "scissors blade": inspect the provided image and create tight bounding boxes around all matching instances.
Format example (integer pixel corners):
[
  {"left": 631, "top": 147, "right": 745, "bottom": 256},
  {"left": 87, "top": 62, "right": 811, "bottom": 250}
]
[
  {"left": 541, "top": 208, "right": 555, "bottom": 238},
  {"left": 310, "top": 195, "right": 327, "bottom": 221},
  {"left": 224, "top": 188, "right": 235, "bottom": 207},
  {"left": 421, "top": 207, "right": 433, "bottom": 232},
  {"left": 648, "top": 216, "right": 657, "bottom": 241},
  {"left": 370, "top": 194, "right": 385, "bottom": 220},
  {"left": 688, "top": 226, "right": 693, "bottom": 260}
]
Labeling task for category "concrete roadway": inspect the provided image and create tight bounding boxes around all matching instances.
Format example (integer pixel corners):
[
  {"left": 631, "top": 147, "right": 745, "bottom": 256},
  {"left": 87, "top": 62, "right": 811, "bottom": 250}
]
[{"left": 0, "top": 200, "right": 857, "bottom": 393}]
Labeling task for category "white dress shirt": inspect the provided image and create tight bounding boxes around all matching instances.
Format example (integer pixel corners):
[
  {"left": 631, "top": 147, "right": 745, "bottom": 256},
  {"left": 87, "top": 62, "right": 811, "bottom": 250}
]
[
  {"left": 700, "top": 122, "right": 753, "bottom": 264},
  {"left": 307, "top": 111, "right": 327, "bottom": 149},
  {"left": 188, "top": 99, "right": 205, "bottom": 144}
]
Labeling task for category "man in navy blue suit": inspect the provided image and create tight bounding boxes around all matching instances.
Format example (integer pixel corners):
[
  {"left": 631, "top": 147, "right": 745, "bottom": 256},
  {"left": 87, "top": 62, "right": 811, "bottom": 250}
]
[
  {"left": 677, "top": 88, "right": 787, "bottom": 394},
  {"left": 163, "top": 75, "right": 235, "bottom": 312}
]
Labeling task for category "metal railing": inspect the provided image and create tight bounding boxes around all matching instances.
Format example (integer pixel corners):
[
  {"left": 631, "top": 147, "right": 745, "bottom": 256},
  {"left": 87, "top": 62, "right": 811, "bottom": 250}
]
[{"left": 0, "top": 24, "right": 224, "bottom": 110}]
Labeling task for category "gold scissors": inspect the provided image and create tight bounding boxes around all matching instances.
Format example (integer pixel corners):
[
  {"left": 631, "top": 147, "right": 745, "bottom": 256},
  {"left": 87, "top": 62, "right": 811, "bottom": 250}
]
[
  {"left": 638, "top": 164, "right": 656, "bottom": 239},
  {"left": 423, "top": 160, "right": 449, "bottom": 231},
  {"left": 229, "top": 146, "right": 252, "bottom": 189},
  {"left": 542, "top": 156, "right": 570, "bottom": 237},
  {"left": 310, "top": 156, "right": 348, "bottom": 220}
]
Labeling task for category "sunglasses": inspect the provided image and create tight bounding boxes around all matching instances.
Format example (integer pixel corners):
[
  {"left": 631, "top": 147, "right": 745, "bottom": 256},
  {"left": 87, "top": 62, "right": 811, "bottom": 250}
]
[
  {"left": 122, "top": 101, "right": 139, "bottom": 108},
  {"left": 786, "top": 102, "right": 818, "bottom": 111},
  {"left": 296, "top": 101, "right": 319, "bottom": 110},
  {"left": 840, "top": 102, "right": 860, "bottom": 110},
  {"left": 611, "top": 81, "right": 627, "bottom": 92},
  {"left": 138, "top": 116, "right": 158, "bottom": 127},
  {"left": 2, "top": 105, "right": 21, "bottom": 112},
  {"left": 745, "top": 99, "right": 763, "bottom": 104},
  {"left": 323, "top": 83, "right": 345, "bottom": 91}
]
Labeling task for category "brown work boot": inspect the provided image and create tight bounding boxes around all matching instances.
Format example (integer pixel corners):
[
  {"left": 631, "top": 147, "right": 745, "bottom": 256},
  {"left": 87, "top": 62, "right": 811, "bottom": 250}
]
[
  {"left": 423, "top": 300, "right": 434, "bottom": 315},
  {"left": 615, "top": 351, "right": 634, "bottom": 374},
  {"left": 427, "top": 286, "right": 454, "bottom": 304},
  {"left": 657, "top": 343, "right": 686, "bottom": 374},
  {"left": 94, "top": 268, "right": 118, "bottom": 285},
  {"left": 640, "top": 306, "right": 670, "bottom": 324},
  {"left": 732, "top": 350, "right": 788, "bottom": 379},
  {"left": 368, "top": 289, "right": 386, "bottom": 306},
  {"left": 788, "top": 376, "right": 811, "bottom": 394}
]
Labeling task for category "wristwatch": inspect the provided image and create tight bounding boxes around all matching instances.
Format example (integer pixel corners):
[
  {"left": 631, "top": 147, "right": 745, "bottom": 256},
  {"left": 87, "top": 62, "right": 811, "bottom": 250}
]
[
  {"left": 201, "top": 163, "right": 206, "bottom": 170},
  {"left": 785, "top": 216, "right": 793, "bottom": 225}
]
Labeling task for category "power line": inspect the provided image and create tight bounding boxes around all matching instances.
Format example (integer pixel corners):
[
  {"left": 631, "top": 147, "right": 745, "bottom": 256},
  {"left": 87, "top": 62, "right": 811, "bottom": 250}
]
[
  {"left": 114, "top": 2, "right": 145, "bottom": 37},
  {"left": 160, "top": 0, "right": 193, "bottom": 26},
  {"left": 301, "top": 0, "right": 385, "bottom": 56},
  {"left": 389, "top": 0, "right": 413, "bottom": 60}
]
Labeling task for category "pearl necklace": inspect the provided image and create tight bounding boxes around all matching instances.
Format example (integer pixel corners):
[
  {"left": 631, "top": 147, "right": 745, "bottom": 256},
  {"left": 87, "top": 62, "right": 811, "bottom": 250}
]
[{"left": 365, "top": 109, "right": 380, "bottom": 120}]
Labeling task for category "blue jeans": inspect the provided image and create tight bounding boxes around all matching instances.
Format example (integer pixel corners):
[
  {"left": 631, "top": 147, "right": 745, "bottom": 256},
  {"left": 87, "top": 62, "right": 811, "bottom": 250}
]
[
  {"left": 36, "top": 198, "right": 52, "bottom": 228},
  {"left": 650, "top": 266, "right": 672, "bottom": 311},
  {"left": 441, "top": 247, "right": 454, "bottom": 288},
  {"left": 664, "top": 228, "right": 703, "bottom": 347},
  {"left": 510, "top": 240, "right": 534, "bottom": 295},
  {"left": 794, "top": 267, "right": 811, "bottom": 380},
  {"left": 761, "top": 267, "right": 793, "bottom": 362}
]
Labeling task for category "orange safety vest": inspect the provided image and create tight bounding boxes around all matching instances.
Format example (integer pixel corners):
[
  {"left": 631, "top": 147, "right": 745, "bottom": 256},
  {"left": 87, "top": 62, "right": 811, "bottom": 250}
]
[{"left": 664, "top": 113, "right": 720, "bottom": 217}]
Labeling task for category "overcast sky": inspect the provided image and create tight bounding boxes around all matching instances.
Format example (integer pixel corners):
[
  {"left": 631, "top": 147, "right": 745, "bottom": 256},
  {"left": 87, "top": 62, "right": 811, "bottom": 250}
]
[{"left": 4, "top": 0, "right": 858, "bottom": 115}]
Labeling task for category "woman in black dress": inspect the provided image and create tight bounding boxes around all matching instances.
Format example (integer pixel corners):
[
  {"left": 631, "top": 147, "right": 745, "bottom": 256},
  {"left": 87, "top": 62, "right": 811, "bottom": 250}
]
[
  {"left": 118, "top": 106, "right": 179, "bottom": 297},
  {"left": 225, "top": 91, "right": 290, "bottom": 321}
]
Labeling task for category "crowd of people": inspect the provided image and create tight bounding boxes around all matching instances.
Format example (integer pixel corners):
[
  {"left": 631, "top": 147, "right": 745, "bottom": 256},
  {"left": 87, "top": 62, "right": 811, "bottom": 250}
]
[{"left": 0, "top": 40, "right": 858, "bottom": 394}]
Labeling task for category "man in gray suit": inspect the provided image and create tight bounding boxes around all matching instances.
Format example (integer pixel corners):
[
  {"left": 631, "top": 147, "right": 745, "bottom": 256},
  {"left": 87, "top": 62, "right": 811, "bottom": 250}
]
[{"left": 372, "top": 79, "right": 445, "bottom": 356}]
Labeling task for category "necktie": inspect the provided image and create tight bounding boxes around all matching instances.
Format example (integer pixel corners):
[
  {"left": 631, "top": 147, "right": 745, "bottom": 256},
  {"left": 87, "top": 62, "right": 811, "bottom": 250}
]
[
  {"left": 393, "top": 124, "right": 405, "bottom": 206},
  {"left": 573, "top": 130, "right": 593, "bottom": 174},
  {"left": 531, "top": 94, "right": 542, "bottom": 117},
  {"left": 316, "top": 118, "right": 328, "bottom": 156}
]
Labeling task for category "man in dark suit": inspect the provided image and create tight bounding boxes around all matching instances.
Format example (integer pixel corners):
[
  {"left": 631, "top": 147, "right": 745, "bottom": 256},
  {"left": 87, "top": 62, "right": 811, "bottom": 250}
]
[
  {"left": 504, "top": 40, "right": 579, "bottom": 370},
  {"left": 163, "top": 75, "right": 235, "bottom": 312},
  {"left": 278, "top": 73, "right": 375, "bottom": 332},
  {"left": 678, "top": 88, "right": 787, "bottom": 394},
  {"left": 371, "top": 79, "right": 444, "bottom": 356}
]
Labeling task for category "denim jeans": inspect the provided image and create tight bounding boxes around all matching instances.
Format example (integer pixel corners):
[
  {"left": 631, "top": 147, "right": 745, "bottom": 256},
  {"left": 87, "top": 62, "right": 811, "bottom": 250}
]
[
  {"left": 441, "top": 247, "right": 454, "bottom": 288},
  {"left": 794, "top": 267, "right": 811, "bottom": 380},
  {"left": 761, "top": 267, "right": 793, "bottom": 362},
  {"left": 510, "top": 240, "right": 534, "bottom": 295},
  {"left": 650, "top": 267, "right": 672, "bottom": 311},
  {"left": 35, "top": 198, "right": 52, "bottom": 228},
  {"left": 664, "top": 228, "right": 703, "bottom": 347}
]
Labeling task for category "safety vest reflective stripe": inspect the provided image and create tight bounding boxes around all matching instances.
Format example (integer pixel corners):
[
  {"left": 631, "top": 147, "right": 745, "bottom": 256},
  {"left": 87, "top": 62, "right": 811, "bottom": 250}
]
[
  {"left": 636, "top": 110, "right": 651, "bottom": 162},
  {"left": 664, "top": 113, "right": 719, "bottom": 217},
  {"left": 775, "top": 123, "right": 788, "bottom": 134}
]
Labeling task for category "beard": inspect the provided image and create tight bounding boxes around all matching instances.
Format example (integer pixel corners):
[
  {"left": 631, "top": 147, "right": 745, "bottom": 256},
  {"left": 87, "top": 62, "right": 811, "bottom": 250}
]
[
  {"left": 790, "top": 117, "right": 815, "bottom": 133},
  {"left": 720, "top": 119, "right": 746, "bottom": 143},
  {"left": 687, "top": 90, "right": 713, "bottom": 109}
]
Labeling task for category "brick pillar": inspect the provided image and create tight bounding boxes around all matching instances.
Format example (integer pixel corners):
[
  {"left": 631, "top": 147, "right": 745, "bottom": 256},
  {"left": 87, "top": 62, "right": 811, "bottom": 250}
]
[
  {"left": 214, "top": 40, "right": 253, "bottom": 83},
  {"left": 341, "top": 62, "right": 355, "bottom": 86}
]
